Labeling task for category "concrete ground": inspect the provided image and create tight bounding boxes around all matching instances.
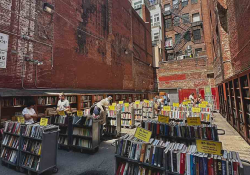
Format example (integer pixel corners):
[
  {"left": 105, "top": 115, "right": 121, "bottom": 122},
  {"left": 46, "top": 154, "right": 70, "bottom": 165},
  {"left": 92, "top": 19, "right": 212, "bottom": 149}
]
[{"left": 1, "top": 114, "right": 250, "bottom": 175}]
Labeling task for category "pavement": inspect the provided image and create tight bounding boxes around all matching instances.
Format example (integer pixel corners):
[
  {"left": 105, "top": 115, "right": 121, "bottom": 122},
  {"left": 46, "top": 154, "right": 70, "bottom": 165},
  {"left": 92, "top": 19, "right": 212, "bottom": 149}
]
[{"left": 1, "top": 114, "right": 250, "bottom": 175}]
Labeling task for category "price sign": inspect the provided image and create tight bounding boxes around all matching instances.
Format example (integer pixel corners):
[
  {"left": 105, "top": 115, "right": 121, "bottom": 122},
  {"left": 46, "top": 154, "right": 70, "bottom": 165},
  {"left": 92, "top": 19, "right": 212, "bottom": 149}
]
[
  {"left": 135, "top": 100, "right": 140, "bottom": 105},
  {"left": 124, "top": 103, "right": 129, "bottom": 107},
  {"left": 192, "top": 107, "right": 201, "bottom": 113},
  {"left": 112, "top": 103, "right": 117, "bottom": 106},
  {"left": 58, "top": 111, "right": 65, "bottom": 116},
  {"left": 40, "top": 118, "right": 48, "bottom": 126},
  {"left": 196, "top": 140, "right": 222, "bottom": 156},
  {"left": 17, "top": 117, "right": 25, "bottom": 124},
  {"left": 77, "top": 110, "right": 83, "bottom": 117},
  {"left": 199, "top": 104, "right": 207, "bottom": 108},
  {"left": 144, "top": 100, "right": 149, "bottom": 103},
  {"left": 163, "top": 106, "right": 171, "bottom": 111},
  {"left": 202, "top": 101, "right": 208, "bottom": 105},
  {"left": 206, "top": 114, "right": 210, "bottom": 122},
  {"left": 109, "top": 106, "right": 115, "bottom": 110},
  {"left": 182, "top": 101, "right": 188, "bottom": 105},
  {"left": 134, "top": 127, "right": 152, "bottom": 142},
  {"left": 173, "top": 103, "right": 179, "bottom": 107},
  {"left": 158, "top": 115, "right": 170, "bottom": 124},
  {"left": 186, "top": 100, "right": 191, "bottom": 103},
  {"left": 187, "top": 117, "right": 201, "bottom": 126},
  {"left": 119, "top": 101, "right": 124, "bottom": 104}
]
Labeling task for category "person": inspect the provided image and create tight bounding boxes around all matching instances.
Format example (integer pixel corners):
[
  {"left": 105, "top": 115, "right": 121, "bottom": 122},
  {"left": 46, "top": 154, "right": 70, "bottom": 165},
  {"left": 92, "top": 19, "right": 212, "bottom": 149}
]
[
  {"left": 90, "top": 96, "right": 112, "bottom": 121},
  {"left": 22, "top": 99, "right": 37, "bottom": 124},
  {"left": 196, "top": 94, "right": 203, "bottom": 104},
  {"left": 163, "top": 93, "right": 170, "bottom": 106},
  {"left": 57, "top": 93, "right": 70, "bottom": 112},
  {"left": 189, "top": 93, "right": 195, "bottom": 104}
]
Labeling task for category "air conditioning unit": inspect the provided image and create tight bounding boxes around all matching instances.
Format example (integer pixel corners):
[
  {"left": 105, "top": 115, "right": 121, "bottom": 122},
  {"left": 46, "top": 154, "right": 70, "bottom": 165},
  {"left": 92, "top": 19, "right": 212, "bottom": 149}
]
[{"left": 177, "top": 55, "right": 185, "bottom": 60}]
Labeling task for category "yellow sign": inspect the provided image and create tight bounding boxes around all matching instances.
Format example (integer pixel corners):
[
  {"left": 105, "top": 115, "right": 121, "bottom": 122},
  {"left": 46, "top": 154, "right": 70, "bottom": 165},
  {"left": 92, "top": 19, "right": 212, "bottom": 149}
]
[
  {"left": 77, "top": 110, "right": 83, "bottom": 117},
  {"left": 135, "top": 100, "right": 140, "bottom": 105},
  {"left": 192, "top": 107, "right": 201, "bottom": 113},
  {"left": 17, "top": 117, "right": 25, "bottom": 124},
  {"left": 202, "top": 101, "right": 208, "bottom": 105},
  {"left": 58, "top": 111, "right": 65, "bottom": 116},
  {"left": 119, "top": 101, "right": 124, "bottom": 104},
  {"left": 182, "top": 101, "right": 188, "bottom": 105},
  {"left": 186, "top": 100, "right": 191, "bottom": 103},
  {"left": 173, "top": 103, "right": 180, "bottom": 107},
  {"left": 134, "top": 127, "right": 152, "bottom": 142},
  {"left": 187, "top": 117, "right": 201, "bottom": 126},
  {"left": 206, "top": 114, "right": 210, "bottom": 122},
  {"left": 158, "top": 115, "right": 169, "bottom": 124},
  {"left": 124, "top": 103, "right": 129, "bottom": 107},
  {"left": 199, "top": 104, "right": 207, "bottom": 108},
  {"left": 40, "top": 118, "right": 48, "bottom": 126},
  {"left": 109, "top": 106, "right": 115, "bottom": 110},
  {"left": 163, "top": 106, "right": 171, "bottom": 111},
  {"left": 144, "top": 100, "right": 149, "bottom": 103},
  {"left": 196, "top": 140, "right": 222, "bottom": 156},
  {"left": 112, "top": 103, "right": 117, "bottom": 106}
]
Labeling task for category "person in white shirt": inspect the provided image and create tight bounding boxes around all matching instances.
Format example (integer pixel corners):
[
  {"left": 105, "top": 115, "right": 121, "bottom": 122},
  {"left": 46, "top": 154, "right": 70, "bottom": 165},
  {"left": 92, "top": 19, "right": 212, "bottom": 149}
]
[
  {"left": 57, "top": 93, "right": 70, "bottom": 112},
  {"left": 22, "top": 100, "right": 37, "bottom": 124},
  {"left": 189, "top": 93, "right": 195, "bottom": 104}
]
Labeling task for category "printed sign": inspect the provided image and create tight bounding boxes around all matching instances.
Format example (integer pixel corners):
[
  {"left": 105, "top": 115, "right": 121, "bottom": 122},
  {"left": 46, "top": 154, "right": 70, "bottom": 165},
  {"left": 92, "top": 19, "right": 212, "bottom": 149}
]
[
  {"left": 17, "top": 116, "right": 25, "bottom": 124},
  {"left": 202, "top": 101, "right": 208, "bottom": 105},
  {"left": 206, "top": 114, "right": 210, "bottom": 122},
  {"left": 0, "top": 33, "right": 9, "bottom": 69},
  {"left": 199, "top": 104, "right": 207, "bottom": 108},
  {"left": 196, "top": 140, "right": 222, "bottom": 156},
  {"left": 112, "top": 103, "right": 117, "bottom": 106},
  {"left": 182, "top": 101, "right": 188, "bottom": 105},
  {"left": 173, "top": 103, "right": 179, "bottom": 107},
  {"left": 77, "top": 110, "right": 83, "bottom": 117},
  {"left": 192, "top": 107, "right": 201, "bottom": 113},
  {"left": 163, "top": 106, "right": 171, "bottom": 111},
  {"left": 134, "top": 127, "right": 152, "bottom": 142},
  {"left": 0, "top": 50, "right": 7, "bottom": 68},
  {"left": 119, "top": 101, "right": 124, "bottom": 104},
  {"left": 40, "top": 118, "right": 48, "bottom": 126},
  {"left": 158, "top": 115, "right": 170, "bottom": 124},
  {"left": 187, "top": 117, "right": 201, "bottom": 126},
  {"left": 109, "top": 106, "right": 115, "bottom": 110},
  {"left": 135, "top": 100, "right": 140, "bottom": 105},
  {"left": 124, "top": 103, "right": 129, "bottom": 107},
  {"left": 205, "top": 86, "right": 212, "bottom": 96},
  {"left": 58, "top": 111, "right": 65, "bottom": 116},
  {"left": 144, "top": 100, "right": 149, "bottom": 104}
]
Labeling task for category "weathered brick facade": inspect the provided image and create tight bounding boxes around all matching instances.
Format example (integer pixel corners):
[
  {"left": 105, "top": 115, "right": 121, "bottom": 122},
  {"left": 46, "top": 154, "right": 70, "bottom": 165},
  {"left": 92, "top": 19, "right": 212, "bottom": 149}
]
[{"left": 0, "top": 0, "right": 154, "bottom": 91}]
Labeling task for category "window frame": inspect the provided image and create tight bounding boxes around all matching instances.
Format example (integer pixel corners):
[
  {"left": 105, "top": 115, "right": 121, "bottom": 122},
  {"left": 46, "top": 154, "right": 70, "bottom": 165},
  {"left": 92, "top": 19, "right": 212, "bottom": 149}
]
[
  {"left": 192, "top": 13, "right": 200, "bottom": 22},
  {"left": 193, "top": 29, "right": 201, "bottom": 41}
]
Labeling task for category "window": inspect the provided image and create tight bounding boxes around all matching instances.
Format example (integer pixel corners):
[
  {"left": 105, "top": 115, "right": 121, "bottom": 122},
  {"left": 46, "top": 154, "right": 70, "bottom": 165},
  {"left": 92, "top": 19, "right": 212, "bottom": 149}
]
[
  {"left": 175, "top": 33, "right": 181, "bottom": 44},
  {"left": 182, "top": 0, "right": 188, "bottom": 7},
  {"left": 184, "top": 31, "right": 191, "bottom": 41},
  {"left": 164, "top": 4, "right": 171, "bottom": 12},
  {"left": 182, "top": 13, "right": 189, "bottom": 23},
  {"left": 174, "top": 17, "right": 180, "bottom": 26},
  {"left": 151, "top": 16, "right": 153, "bottom": 26},
  {"left": 193, "top": 29, "right": 201, "bottom": 40},
  {"left": 191, "top": 0, "right": 198, "bottom": 4},
  {"left": 154, "top": 14, "right": 160, "bottom": 26},
  {"left": 167, "top": 53, "right": 175, "bottom": 61},
  {"left": 165, "top": 18, "right": 172, "bottom": 29},
  {"left": 165, "top": 37, "right": 173, "bottom": 47},
  {"left": 195, "top": 48, "right": 202, "bottom": 57},
  {"left": 173, "top": 0, "right": 179, "bottom": 9},
  {"left": 134, "top": 0, "right": 142, "bottom": 9},
  {"left": 154, "top": 33, "right": 159, "bottom": 41},
  {"left": 192, "top": 13, "right": 200, "bottom": 22}
]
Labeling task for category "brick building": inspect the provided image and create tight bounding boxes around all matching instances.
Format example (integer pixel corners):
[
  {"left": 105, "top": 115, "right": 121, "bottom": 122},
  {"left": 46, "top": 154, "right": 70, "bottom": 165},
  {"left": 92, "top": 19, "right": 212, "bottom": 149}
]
[
  {"left": 157, "top": 0, "right": 216, "bottom": 104},
  {"left": 0, "top": 0, "right": 154, "bottom": 92}
]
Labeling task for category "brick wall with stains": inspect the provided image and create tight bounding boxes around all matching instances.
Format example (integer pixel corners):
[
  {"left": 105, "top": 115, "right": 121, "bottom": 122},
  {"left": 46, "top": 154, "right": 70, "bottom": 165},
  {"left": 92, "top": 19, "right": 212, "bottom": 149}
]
[{"left": 0, "top": 0, "right": 154, "bottom": 91}]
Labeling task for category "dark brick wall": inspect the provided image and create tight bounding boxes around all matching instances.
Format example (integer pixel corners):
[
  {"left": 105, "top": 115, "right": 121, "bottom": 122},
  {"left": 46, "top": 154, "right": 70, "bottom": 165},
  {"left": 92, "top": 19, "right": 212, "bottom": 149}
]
[{"left": 0, "top": 0, "right": 154, "bottom": 91}]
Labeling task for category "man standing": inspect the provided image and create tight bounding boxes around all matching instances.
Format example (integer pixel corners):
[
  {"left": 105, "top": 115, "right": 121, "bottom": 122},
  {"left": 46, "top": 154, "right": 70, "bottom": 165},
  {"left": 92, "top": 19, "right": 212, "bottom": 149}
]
[
  {"left": 57, "top": 93, "right": 70, "bottom": 112},
  {"left": 189, "top": 93, "right": 195, "bottom": 104}
]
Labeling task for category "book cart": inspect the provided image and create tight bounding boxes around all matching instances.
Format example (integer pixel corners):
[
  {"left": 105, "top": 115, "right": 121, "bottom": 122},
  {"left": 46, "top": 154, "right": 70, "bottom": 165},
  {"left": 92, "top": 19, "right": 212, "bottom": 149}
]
[
  {"left": 105, "top": 105, "right": 121, "bottom": 137},
  {"left": 1, "top": 121, "right": 59, "bottom": 175},
  {"left": 121, "top": 103, "right": 135, "bottom": 129}
]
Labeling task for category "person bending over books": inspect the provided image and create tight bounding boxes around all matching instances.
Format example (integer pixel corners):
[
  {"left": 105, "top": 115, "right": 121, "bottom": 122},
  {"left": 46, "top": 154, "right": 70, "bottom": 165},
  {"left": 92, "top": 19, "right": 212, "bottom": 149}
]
[
  {"left": 91, "top": 96, "right": 112, "bottom": 123},
  {"left": 22, "top": 99, "right": 37, "bottom": 124},
  {"left": 56, "top": 93, "right": 70, "bottom": 112}
]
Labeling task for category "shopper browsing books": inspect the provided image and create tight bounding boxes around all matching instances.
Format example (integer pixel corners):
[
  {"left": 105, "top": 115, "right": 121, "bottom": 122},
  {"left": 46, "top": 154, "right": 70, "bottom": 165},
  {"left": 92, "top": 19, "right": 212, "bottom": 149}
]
[
  {"left": 22, "top": 99, "right": 37, "bottom": 124},
  {"left": 57, "top": 93, "right": 70, "bottom": 112},
  {"left": 92, "top": 96, "right": 112, "bottom": 123},
  {"left": 189, "top": 93, "right": 195, "bottom": 104}
]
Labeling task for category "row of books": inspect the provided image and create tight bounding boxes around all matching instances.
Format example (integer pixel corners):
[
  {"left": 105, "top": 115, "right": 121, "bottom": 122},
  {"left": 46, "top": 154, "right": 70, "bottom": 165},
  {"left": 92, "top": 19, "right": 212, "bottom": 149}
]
[
  {"left": 135, "top": 110, "right": 142, "bottom": 115},
  {"left": 143, "top": 112, "right": 153, "bottom": 119},
  {"left": 2, "top": 135, "right": 19, "bottom": 149},
  {"left": 108, "top": 110, "right": 117, "bottom": 118},
  {"left": 81, "top": 95, "right": 92, "bottom": 101},
  {"left": 116, "top": 162, "right": 163, "bottom": 175},
  {"left": 54, "top": 115, "right": 68, "bottom": 125},
  {"left": 2, "top": 97, "right": 27, "bottom": 107},
  {"left": 107, "top": 119, "right": 117, "bottom": 126},
  {"left": 4, "top": 121, "right": 21, "bottom": 135},
  {"left": 21, "top": 154, "right": 40, "bottom": 171},
  {"left": 104, "top": 126, "right": 117, "bottom": 135},
  {"left": 121, "top": 120, "right": 132, "bottom": 126},
  {"left": 37, "top": 96, "right": 58, "bottom": 105},
  {"left": 133, "top": 104, "right": 143, "bottom": 109},
  {"left": 121, "top": 106, "right": 132, "bottom": 113},
  {"left": 22, "top": 124, "right": 43, "bottom": 139},
  {"left": 58, "top": 136, "right": 68, "bottom": 145},
  {"left": 143, "top": 108, "right": 153, "bottom": 112},
  {"left": 141, "top": 121, "right": 219, "bottom": 141},
  {"left": 73, "top": 128, "right": 92, "bottom": 137},
  {"left": 73, "top": 138, "right": 92, "bottom": 148},
  {"left": 1, "top": 148, "right": 18, "bottom": 163},
  {"left": 66, "top": 96, "right": 77, "bottom": 103},
  {"left": 121, "top": 113, "right": 132, "bottom": 119},
  {"left": 72, "top": 116, "right": 93, "bottom": 126},
  {"left": 93, "top": 95, "right": 103, "bottom": 102},
  {"left": 21, "top": 139, "right": 41, "bottom": 156},
  {"left": 135, "top": 115, "right": 143, "bottom": 121},
  {"left": 160, "top": 111, "right": 211, "bottom": 122},
  {"left": 80, "top": 102, "right": 91, "bottom": 108}
]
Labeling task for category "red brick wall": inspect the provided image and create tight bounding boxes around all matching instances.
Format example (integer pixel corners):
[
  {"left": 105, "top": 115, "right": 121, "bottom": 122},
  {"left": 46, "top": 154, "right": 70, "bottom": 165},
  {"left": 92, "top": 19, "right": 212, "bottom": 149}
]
[{"left": 0, "top": 0, "right": 154, "bottom": 91}]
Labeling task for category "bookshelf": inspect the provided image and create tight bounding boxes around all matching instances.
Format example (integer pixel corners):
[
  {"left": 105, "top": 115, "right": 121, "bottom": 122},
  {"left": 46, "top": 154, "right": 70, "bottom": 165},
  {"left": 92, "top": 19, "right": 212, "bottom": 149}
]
[
  {"left": 133, "top": 102, "right": 143, "bottom": 123},
  {"left": 121, "top": 104, "right": 135, "bottom": 129},
  {"left": 105, "top": 108, "right": 121, "bottom": 137},
  {"left": 78, "top": 95, "right": 92, "bottom": 110},
  {"left": 142, "top": 102, "right": 154, "bottom": 120}
]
